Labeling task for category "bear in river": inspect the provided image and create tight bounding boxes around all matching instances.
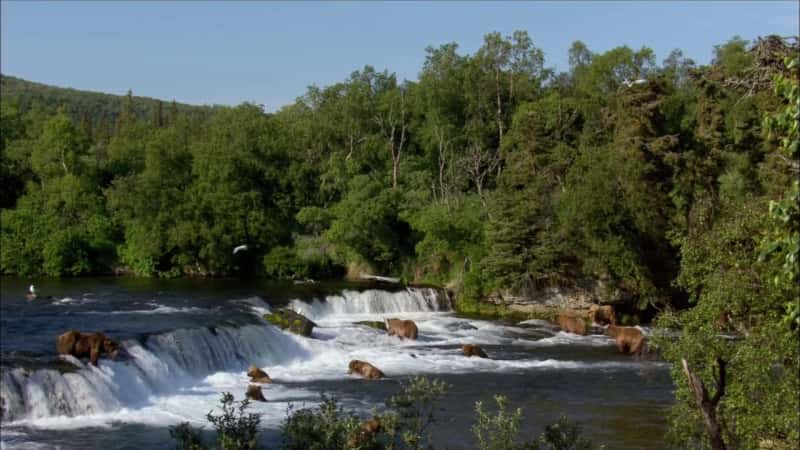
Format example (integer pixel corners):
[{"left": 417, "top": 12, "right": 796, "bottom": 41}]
[
  {"left": 385, "top": 318, "right": 418, "bottom": 340},
  {"left": 56, "top": 330, "right": 120, "bottom": 366},
  {"left": 348, "top": 360, "right": 385, "bottom": 379}
]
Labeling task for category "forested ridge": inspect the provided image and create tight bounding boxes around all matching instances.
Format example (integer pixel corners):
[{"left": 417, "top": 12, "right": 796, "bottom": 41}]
[{"left": 0, "top": 31, "right": 798, "bottom": 449}]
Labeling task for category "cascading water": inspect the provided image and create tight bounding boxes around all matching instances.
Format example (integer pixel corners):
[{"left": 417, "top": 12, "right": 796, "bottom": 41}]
[
  {"left": 0, "top": 324, "right": 308, "bottom": 422},
  {"left": 0, "top": 287, "right": 449, "bottom": 424},
  {"left": 289, "top": 287, "right": 451, "bottom": 322},
  {"left": 0, "top": 280, "right": 671, "bottom": 450}
]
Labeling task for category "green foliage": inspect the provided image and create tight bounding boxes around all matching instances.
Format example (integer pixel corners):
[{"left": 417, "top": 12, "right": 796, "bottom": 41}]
[
  {"left": 326, "top": 176, "right": 411, "bottom": 273},
  {"left": 528, "top": 417, "right": 598, "bottom": 450},
  {"left": 170, "top": 392, "right": 262, "bottom": 450},
  {"left": 760, "top": 55, "right": 800, "bottom": 332},
  {"left": 472, "top": 396, "right": 600, "bottom": 450},
  {"left": 1, "top": 74, "right": 217, "bottom": 131},
  {"left": 473, "top": 395, "right": 523, "bottom": 450},
  {"left": 3, "top": 37, "right": 800, "bottom": 450},
  {"left": 653, "top": 39, "right": 800, "bottom": 450},
  {"left": 281, "top": 395, "right": 361, "bottom": 450},
  {"left": 404, "top": 195, "right": 485, "bottom": 284},
  {"left": 382, "top": 376, "right": 450, "bottom": 450}
]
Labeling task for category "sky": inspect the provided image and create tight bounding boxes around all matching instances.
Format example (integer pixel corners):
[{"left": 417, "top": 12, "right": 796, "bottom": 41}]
[{"left": 1, "top": 1, "right": 798, "bottom": 111}]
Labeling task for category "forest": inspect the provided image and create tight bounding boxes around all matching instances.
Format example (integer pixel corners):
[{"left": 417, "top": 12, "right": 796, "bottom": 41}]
[{"left": 1, "top": 32, "right": 798, "bottom": 449}]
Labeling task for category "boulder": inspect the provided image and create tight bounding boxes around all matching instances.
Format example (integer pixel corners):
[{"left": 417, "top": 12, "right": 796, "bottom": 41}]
[
  {"left": 247, "top": 364, "right": 272, "bottom": 384},
  {"left": 263, "top": 308, "right": 316, "bottom": 337},
  {"left": 385, "top": 318, "right": 418, "bottom": 340},
  {"left": 348, "top": 360, "right": 385, "bottom": 379},
  {"left": 246, "top": 384, "right": 267, "bottom": 402},
  {"left": 56, "top": 330, "right": 120, "bottom": 366},
  {"left": 462, "top": 344, "right": 489, "bottom": 358}
]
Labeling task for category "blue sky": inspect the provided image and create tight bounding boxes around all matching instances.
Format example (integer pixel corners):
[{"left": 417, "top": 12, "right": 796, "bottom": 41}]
[{"left": 2, "top": 1, "right": 797, "bottom": 110}]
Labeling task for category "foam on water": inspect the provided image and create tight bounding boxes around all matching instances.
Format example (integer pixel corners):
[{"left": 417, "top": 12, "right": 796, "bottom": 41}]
[
  {"left": 1, "top": 324, "right": 307, "bottom": 423},
  {"left": 83, "top": 302, "right": 214, "bottom": 315},
  {"left": 52, "top": 297, "right": 96, "bottom": 306},
  {"left": 289, "top": 288, "right": 450, "bottom": 324},
  {"left": 234, "top": 296, "right": 272, "bottom": 318},
  {"left": 1, "top": 286, "right": 660, "bottom": 447}
]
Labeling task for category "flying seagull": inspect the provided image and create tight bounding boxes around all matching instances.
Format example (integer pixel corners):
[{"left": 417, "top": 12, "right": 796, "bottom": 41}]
[{"left": 233, "top": 244, "right": 248, "bottom": 255}]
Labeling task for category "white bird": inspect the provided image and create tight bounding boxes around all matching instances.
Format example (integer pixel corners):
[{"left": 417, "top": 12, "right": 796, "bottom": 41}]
[
  {"left": 623, "top": 78, "right": 647, "bottom": 88},
  {"left": 233, "top": 244, "right": 248, "bottom": 255},
  {"left": 28, "top": 284, "right": 36, "bottom": 294}
]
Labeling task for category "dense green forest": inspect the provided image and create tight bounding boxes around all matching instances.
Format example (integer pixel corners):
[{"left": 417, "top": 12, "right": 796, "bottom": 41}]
[{"left": 1, "top": 33, "right": 798, "bottom": 448}]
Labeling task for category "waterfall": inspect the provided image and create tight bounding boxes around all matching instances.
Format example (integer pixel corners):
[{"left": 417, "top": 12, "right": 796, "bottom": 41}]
[
  {"left": 0, "top": 324, "right": 307, "bottom": 422},
  {"left": 0, "top": 287, "right": 450, "bottom": 423},
  {"left": 289, "top": 287, "right": 451, "bottom": 321}
]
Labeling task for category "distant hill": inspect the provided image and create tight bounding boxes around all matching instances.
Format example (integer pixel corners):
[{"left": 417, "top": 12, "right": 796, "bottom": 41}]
[{"left": 0, "top": 74, "right": 223, "bottom": 128}]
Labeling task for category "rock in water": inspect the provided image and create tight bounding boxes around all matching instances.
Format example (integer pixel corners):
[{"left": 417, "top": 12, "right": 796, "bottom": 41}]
[
  {"left": 462, "top": 344, "right": 489, "bottom": 358},
  {"left": 356, "top": 321, "right": 387, "bottom": 331},
  {"left": 246, "top": 384, "right": 267, "bottom": 402},
  {"left": 263, "top": 308, "right": 316, "bottom": 337}
]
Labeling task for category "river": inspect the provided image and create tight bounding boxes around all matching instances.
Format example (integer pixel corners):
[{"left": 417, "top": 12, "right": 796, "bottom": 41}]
[{"left": 0, "top": 277, "right": 672, "bottom": 449}]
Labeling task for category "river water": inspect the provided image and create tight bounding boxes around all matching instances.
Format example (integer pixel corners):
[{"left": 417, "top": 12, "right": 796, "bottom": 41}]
[{"left": 0, "top": 277, "right": 672, "bottom": 449}]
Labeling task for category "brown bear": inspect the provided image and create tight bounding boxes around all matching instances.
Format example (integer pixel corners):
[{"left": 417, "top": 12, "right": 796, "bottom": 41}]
[
  {"left": 246, "top": 384, "right": 267, "bottom": 402},
  {"left": 385, "top": 318, "right": 418, "bottom": 340},
  {"left": 588, "top": 304, "right": 617, "bottom": 326},
  {"left": 348, "top": 360, "right": 385, "bottom": 379},
  {"left": 606, "top": 325, "right": 646, "bottom": 355},
  {"left": 247, "top": 364, "right": 272, "bottom": 384},
  {"left": 556, "top": 313, "right": 587, "bottom": 335},
  {"left": 462, "top": 344, "right": 489, "bottom": 358},
  {"left": 346, "top": 417, "right": 382, "bottom": 450},
  {"left": 362, "top": 418, "right": 381, "bottom": 433},
  {"left": 56, "top": 330, "right": 120, "bottom": 366}
]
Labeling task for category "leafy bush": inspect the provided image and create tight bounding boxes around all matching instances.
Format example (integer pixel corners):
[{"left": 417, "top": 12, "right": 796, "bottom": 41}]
[
  {"left": 473, "top": 395, "right": 601, "bottom": 450},
  {"left": 170, "top": 392, "right": 262, "bottom": 450},
  {"left": 473, "top": 395, "right": 523, "bottom": 450},
  {"left": 281, "top": 395, "right": 362, "bottom": 450}
]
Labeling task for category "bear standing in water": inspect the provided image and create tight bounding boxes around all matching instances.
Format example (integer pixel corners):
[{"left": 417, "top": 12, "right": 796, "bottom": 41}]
[
  {"left": 56, "top": 330, "right": 120, "bottom": 366},
  {"left": 606, "top": 325, "right": 646, "bottom": 355},
  {"left": 385, "top": 318, "right": 419, "bottom": 340}
]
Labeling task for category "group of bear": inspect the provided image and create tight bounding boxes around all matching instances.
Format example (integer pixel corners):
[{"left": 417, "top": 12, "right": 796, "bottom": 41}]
[
  {"left": 561, "top": 304, "right": 648, "bottom": 355},
  {"left": 53, "top": 304, "right": 645, "bottom": 405}
]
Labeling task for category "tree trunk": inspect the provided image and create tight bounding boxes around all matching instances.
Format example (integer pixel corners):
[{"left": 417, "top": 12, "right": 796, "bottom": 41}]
[
  {"left": 682, "top": 358, "right": 728, "bottom": 450},
  {"left": 495, "top": 67, "right": 504, "bottom": 143},
  {"left": 436, "top": 127, "right": 449, "bottom": 207}
]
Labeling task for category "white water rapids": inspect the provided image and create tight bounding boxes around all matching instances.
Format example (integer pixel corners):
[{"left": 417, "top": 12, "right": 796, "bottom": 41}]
[{"left": 1, "top": 287, "right": 652, "bottom": 449}]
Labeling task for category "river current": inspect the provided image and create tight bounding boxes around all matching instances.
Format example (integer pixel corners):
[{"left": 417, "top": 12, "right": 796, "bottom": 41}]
[{"left": 0, "top": 277, "right": 672, "bottom": 449}]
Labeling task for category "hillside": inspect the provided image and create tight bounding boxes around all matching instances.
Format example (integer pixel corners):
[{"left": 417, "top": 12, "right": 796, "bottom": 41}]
[{"left": 0, "top": 74, "right": 222, "bottom": 128}]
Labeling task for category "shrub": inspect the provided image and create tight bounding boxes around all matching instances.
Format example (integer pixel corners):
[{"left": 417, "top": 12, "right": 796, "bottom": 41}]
[
  {"left": 472, "top": 395, "right": 601, "bottom": 450},
  {"left": 170, "top": 392, "right": 262, "bottom": 450},
  {"left": 281, "top": 394, "right": 361, "bottom": 450}
]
